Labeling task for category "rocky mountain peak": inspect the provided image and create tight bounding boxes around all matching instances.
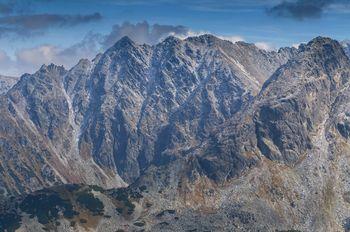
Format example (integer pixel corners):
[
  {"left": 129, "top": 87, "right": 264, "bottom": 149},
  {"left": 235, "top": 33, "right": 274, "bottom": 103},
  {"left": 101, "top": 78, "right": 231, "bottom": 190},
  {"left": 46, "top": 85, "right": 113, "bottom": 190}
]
[
  {"left": 302, "top": 37, "right": 347, "bottom": 60},
  {"left": 306, "top": 36, "right": 336, "bottom": 47},
  {"left": 262, "top": 37, "right": 350, "bottom": 96},
  {"left": 277, "top": 46, "right": 298, "bottom": 56},
  {"left": 75, "top": 58, "right": 91, "bottom": 67},
  {"left": 301, "top": 37, "right": 350, "bottom": 78},
  {"left": 111, "top": 35, "right": 136, "bottom": 49},
  {"left": 2, "top": 35, "right": 350, "bottom": 231},
  {"left": 0, "top": 75, "right": 18, "bottom": 94},
  {"left": 185, "top": 34, "right": 223, "bottom": 46},
  {"left": 235, "top": 40, "right": 259, "bottom": 49},
  {"left": 38, "top": 63, "right": 67, "bottom": 77},
  {"left": 69, "top": 58, "right": 92, "bottom": 75},
  {"left": 157, "top": 35, "right": 183, "bottom": 51},
  {"left": 342, "top": 40, "right": 350, "bottom": 58}
]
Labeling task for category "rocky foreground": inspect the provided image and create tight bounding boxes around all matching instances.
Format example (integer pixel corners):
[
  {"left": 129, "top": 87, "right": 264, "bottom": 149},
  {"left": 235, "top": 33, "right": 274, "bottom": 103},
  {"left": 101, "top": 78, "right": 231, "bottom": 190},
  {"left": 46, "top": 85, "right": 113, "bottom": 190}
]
[{"left": 1, "top": 35, "right": 350, "bottom": 231}]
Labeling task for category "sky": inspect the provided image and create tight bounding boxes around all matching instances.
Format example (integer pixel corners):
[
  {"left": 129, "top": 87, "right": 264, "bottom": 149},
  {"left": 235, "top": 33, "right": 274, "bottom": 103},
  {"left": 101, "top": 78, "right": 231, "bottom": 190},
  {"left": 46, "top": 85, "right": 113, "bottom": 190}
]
[{"left": 0, "top": 0, "right": 350, "bottom": 76}]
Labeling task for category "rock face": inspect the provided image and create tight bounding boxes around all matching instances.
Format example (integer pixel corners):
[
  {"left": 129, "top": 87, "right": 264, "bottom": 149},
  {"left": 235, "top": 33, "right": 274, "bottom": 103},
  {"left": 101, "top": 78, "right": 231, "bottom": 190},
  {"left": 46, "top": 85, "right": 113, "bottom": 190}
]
[
  {"left": 0, "top": 35, "right": 296, "bottom": 195},
  {"left": 0, "top": 75, "right": 18, "bottom": 94},
  {"left": 342, "top": 40, "right": 350, "bottom": 58},
  {"left": 195, "top": 37, "right": 350, "bottom": 181},
  {"left": 2, "top": 35, "right": 350, "bottom": 231},
  {"left": 139, "top": 37, "right": 350, "bottom": 231}
]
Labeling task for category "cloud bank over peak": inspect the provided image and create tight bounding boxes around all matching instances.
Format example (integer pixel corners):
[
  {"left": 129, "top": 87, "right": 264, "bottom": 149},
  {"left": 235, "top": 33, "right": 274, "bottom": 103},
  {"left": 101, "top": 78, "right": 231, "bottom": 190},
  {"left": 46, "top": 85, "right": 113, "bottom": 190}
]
[
  {"left": 102, "top": 21, "right": 246, "bottom": 48},
  {"left": 0, "top": 32, "right": 102, "bottom": 76},
  {"left": 0, "top": 21, "right": 276, "bottom": 77},
  {"left": 102, "top": 21, "right": 189, "bottom": 48}
]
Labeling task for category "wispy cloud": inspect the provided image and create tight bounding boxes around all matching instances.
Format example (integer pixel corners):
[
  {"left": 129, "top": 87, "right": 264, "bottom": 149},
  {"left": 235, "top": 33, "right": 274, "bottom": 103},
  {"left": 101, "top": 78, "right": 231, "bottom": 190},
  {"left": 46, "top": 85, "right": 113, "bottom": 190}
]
[
  {"left": 1, "top": 32, "right": 102, "bottom": 76},
  {"left": 102, "top": 21, "right": 245, "bottom": 48},
  {"left": 218, "top": 35, "right": 245, "bottom": 43},
  {"left": 268, "top": 0, "right": 350, "bottom": 20},
  {"left": 0, "top": 13, "right": 102, "bottom": 37},
  {"left": 0, "top": 20, "right": 246, "bottom": 76},
  {"left": 255, "top": 41, "right": 276, "bottom": 51},
  {"left": 0, "top": 0, "right": 33, "bottom": 15},
  {"left": 0, "top": 13, "right": 102, "bottom": 30},
  {"left": 102, "top": 21, "right": 189, "bottom": 48},
  {"left": 0, "top": 0, "right": 102, "bottom": 38},
  {"left": 103, "top": 0, "right": 276, "bottom": 12}
]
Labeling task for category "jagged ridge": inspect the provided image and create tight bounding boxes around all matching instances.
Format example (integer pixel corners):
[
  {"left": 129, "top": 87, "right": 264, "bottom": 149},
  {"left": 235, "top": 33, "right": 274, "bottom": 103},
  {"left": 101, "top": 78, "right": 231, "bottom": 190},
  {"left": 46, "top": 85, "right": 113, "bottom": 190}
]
[{"left": 2, "top": 35, "right": 350, "bottom": 231}]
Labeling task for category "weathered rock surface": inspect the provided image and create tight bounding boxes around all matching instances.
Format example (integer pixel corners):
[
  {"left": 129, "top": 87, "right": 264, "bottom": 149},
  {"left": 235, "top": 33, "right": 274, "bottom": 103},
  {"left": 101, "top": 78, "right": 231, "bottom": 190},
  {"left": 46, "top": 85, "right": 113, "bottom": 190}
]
[
  {"left": 0, "top": 75, "right": 18, "bottom": 94},
  {"left": 2, "top": 35, "right": 350, "bottom": 231},
  {"left": 0, "top": 34, "right": 295, "bottom": 195},
  {"left": 134, "top": 37, "right": 350, "bottom": 231},
  {"left": 342, "top": 40, "right": 350, "bottom": 58}
]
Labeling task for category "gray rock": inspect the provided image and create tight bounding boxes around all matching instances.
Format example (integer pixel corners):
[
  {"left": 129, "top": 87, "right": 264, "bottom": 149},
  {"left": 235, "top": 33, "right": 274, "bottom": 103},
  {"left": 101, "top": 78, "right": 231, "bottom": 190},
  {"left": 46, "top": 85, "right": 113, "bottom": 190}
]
[
  {"left": 0, "top": 75, "right": 18, "bottom": 94},
  {"left": 2, "top": 35, "right": 350, "bottom": 231}
]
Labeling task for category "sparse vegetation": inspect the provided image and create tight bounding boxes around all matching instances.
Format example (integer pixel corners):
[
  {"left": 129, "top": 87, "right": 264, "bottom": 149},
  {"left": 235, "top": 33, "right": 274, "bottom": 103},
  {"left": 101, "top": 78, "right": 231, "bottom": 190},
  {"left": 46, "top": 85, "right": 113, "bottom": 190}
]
[
  {"left": 116, "top": 207, "right": 123, "bottom": 214},
  {"left": 145, "top": 202, "right": 153, "bottom": 208},
  {"left": 0, "top": 213, "right": 21, "bottom": 232},
  {"left": 19, "top": 193, "right": 76, "bottom": 225},
  {"left": 139, "top": 185, "right": 147, "bottom": 192},
  {"left": 159, "top": 221, "right": 170, "bottom": 226},
  {"left": 70, "top": 221, "right": 76, "bottom": 227},
  {"left": 109, "top": 188, "right": 136, "bottom": 215},
  {"left": 134, "top": 221, "right": 145, "bottom": 227},
  {"left": 80, "top": 218, "right": 87, "bottom": 224},
  {"left": 276, "top": 230, "right": 302, "bottom": 232},
  {"left": 91, "top": 185, "right": 104, "bottom": 192},
  {"left": 156, "top": 209, "right": 176, "bottom": 217},
  {"left": 76, "top": 191, "right": 104, "bottom": 215}
]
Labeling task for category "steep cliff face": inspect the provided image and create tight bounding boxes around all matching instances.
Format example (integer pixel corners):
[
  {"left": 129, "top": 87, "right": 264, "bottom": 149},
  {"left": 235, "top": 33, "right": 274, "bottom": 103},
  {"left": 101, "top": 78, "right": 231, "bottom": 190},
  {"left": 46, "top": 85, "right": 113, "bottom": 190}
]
[
  {"left": 342, "top": 40, "right": 350, "bottom": 58},
  {"left": 131, "top": 37, "right": 350, "bottom": 231},
  {"left": 0, "top": 35, "right": 295, "bottom": 195},
  {"left": 77, "top": 35, "right": 296, "bottom": 183},
  {"left": 195, "top": 37, "right": 350, "bottom": 181},
  {"left": 0, "top": 64, "right": 126, "bottom": 196},
  {"left": 3, "top": 35, "right": 350, "bottom": 231}
]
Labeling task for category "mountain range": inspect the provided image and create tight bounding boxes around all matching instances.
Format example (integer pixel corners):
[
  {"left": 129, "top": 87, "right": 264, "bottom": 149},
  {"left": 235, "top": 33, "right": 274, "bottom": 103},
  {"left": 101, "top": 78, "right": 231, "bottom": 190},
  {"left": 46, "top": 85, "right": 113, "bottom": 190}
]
[
  {"left": 1, "top": 35, "right": 350, "bottom": 231},
  {"left": 0, "top": 75, "right": 18, "bottom": 95}
]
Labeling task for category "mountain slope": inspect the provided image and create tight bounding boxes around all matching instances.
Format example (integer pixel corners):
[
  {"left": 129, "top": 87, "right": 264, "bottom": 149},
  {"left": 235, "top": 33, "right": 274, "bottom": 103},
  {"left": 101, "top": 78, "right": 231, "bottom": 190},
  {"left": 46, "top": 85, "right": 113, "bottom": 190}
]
[
  {"left": 0, "top": 35, "right": 296, "bottom": 195},
  {"left": 127, "top": 37, "right": 350, "bottom": 231},
  {"left": 0, "top": 75, "right": 18, "bottom": 94},
  {"left": 342, "top": 40, "right": 350, "bottom": 58},
  {"left": 2, "top": 35, "right": 350, "bottom": 231}
]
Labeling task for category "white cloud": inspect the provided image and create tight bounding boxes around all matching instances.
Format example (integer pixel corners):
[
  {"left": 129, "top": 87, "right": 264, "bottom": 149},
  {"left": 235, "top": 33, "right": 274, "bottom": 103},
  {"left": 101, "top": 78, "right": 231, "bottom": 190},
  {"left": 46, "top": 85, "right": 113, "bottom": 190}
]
[
  {"left": 0, "top": 49, "right": 18, "bottom": 76},
  {"left": 0, "top": 49, "right": 11, "bottom": 64},
  {"left": 0, "top": 32, "right": 101, "bottom": 76},
  {"left": 16, "top": 45, "right": 60, "bottom": 67},
  {"left": 217, "top": 35, "right": 245, "bottom": 43},
  {"left": 167, "top": 29, "right": 209, "bottom": 40},
  {"left": 102, "top": 21, "right": 189, "bottom": 48},
  {"left": 102, "top": 22, "right": 244, "bottom": 47},
  {"left": 3, "top": 21, "right": 310, "bottom": 77},
  {"left": 255, "top": 42, "right": 276, "bottom": 51},
  {"left": 165, "top": 29, "right": 244, "bottom": 44},
  {"left": 292, "top": 42, "right": 305, "bottom": 48}
]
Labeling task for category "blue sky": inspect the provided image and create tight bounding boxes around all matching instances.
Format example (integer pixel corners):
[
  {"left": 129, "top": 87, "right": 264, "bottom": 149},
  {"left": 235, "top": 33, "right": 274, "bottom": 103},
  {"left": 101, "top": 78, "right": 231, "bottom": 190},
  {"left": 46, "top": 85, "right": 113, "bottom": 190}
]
[{"left": 0, "top": 0, "right": 350, "bottom": 76}]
